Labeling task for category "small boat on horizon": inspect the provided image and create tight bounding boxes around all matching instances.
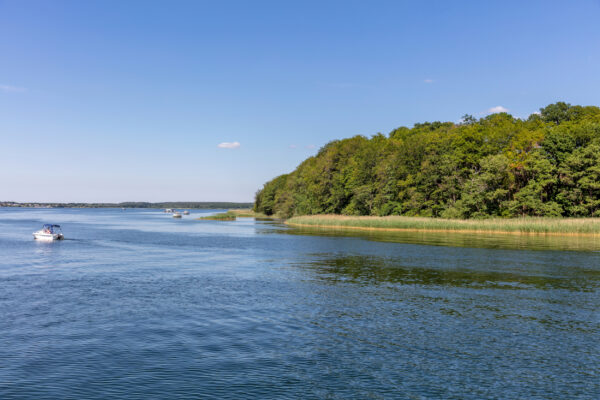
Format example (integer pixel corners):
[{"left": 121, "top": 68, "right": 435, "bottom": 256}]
[
  {"left": 183, "top": 210, "right": 190, "bottom": 215},
  {"left": 173, "top": 212, "right": 182, "bottom": 218},
  {"left": 33, "top": 224, "right": 64, "bottom": 241}
]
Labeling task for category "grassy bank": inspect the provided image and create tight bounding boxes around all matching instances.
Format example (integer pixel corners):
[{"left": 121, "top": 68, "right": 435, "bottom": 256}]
[
  {"left": 196, "top": 209, "right": 272, "bottom": 221},
  {"left": 227, "top": 209, "right": 270, "bottom": 218},
  {"left": 197, "top": 211, "right": 237, "bottom": 221},
  {"left": 286, "top": 215, "right": 600, "bottom": 235}
]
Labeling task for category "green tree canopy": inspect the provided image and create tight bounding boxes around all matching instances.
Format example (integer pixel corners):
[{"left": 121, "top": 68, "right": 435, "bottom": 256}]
[{"left": 255, "top": 103, "right": 600, "bottom": 219}]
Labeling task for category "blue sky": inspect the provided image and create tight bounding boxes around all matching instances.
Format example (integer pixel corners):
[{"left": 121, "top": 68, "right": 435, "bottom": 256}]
[{"left": 1, "top": 0, "right": 599, "bottom": 202}]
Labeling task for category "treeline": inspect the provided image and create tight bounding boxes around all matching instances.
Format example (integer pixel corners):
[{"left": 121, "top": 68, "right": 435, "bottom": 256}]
[
  {"left": 254, "top": 102, "right": 600, "bottom": 218},
  {"left": 1, "top": 202, "right": 253, "bottom": 209}
]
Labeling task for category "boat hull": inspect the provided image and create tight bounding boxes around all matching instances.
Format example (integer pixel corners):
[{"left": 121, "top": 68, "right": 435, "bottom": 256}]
[{"left": 33, "top": 232, "right": 64, "bottom": 241}]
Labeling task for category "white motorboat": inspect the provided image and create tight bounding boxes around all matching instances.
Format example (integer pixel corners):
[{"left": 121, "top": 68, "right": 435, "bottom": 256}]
[
  {"left": 173, "top": 212, "right": 182, "bottom": 218},
  {"left": 165, "top": 208, "right": 173, "bottom": 213},
  {"left": 33, "top": 224, "right": 64, "bottom": 241},
  {"left": 183, "top": 210, "right": 190, "bottom": 215}
]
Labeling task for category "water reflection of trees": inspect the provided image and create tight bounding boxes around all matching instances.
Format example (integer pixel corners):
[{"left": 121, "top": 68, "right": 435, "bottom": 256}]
[{"left": 299, "top": 255, "right": 600, "bottom": 292}]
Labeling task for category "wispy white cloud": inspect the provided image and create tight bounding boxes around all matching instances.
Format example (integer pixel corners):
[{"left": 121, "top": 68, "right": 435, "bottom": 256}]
[
  {"left": 487, "top": 106, "right": 509, "bottom": 114},
  {"left": 289, "top": 144, "right": 297, "bottom": 149},
  {"left": 306, "top": 144, "right": 316, "bottom": 149},
  {"left": 424, "top": 79, "right": 434, "bottom": 84},
  {"left": 217, "top": 141, "right": 241, "bottom": 149},
  {"left": 0, "top": 84, "right": 27, "bottom": 93}
]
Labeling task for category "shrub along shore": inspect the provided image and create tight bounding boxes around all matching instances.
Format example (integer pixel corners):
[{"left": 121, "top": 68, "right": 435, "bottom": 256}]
[{"left": 285, "top": 215, "right": 600, "bottom": 235}]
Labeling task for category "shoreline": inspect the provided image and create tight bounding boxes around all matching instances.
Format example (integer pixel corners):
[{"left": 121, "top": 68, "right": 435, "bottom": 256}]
[
  {"left": 286, "top": 222, "right": 600, "bottom": 237},
  {"left": 0, "top": 202, "right": 252, "bottom": 209},
  {"left": 196, "top": 209, "right": 271, "bottom": 220},
  {"left": 285, "top": 215, "right": 600, "bottom": 237}
]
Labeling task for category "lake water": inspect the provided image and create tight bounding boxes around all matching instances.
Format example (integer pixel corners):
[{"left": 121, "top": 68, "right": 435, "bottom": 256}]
[{"left": 0, "top": 208, "right": 598, "bottom": 399}]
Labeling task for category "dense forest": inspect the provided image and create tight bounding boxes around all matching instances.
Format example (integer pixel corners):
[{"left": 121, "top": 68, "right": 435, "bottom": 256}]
[{"left": 254, "top": 102, "right": 600, "bottom": 219}]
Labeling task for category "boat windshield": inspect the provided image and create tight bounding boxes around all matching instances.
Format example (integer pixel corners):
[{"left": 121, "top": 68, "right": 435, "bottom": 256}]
[{"left": 42, "top": 224, "right": 62, "bottom": 234}]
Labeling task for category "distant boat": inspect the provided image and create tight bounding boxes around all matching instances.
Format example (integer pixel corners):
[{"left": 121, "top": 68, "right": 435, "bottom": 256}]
[
  {"left": 165, "top": 208, "right": 173, "bottom": 213},
  {"left": 183, "top": 210, "right": 190, "bottom": 215},
  {"left": 33, "top": 224, "right": 64, "bottom": 241},
  {"left": 173, "top": 212, "right": 182, "bottom": 218}
]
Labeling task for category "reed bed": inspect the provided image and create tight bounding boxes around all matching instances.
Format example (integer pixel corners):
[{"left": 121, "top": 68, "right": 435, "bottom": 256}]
[
  {"left": 197, "top": 212, "right": 236, "bottom": 221},
  {"left": 286, "top": 215, "right": 600, "bottom": 235},
  {"left": 227, "top": 209, "right": 270, "bottom": 218}
]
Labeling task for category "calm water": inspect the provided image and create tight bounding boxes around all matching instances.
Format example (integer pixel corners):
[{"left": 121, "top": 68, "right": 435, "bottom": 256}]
[{"left": 0, "top": 208, "right": 598, "bottom": 399}]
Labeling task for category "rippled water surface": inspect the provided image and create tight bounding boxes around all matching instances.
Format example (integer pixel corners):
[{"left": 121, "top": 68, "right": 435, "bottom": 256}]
[{"left": 1, "top": 208, "right": 599, "bottom": 399}]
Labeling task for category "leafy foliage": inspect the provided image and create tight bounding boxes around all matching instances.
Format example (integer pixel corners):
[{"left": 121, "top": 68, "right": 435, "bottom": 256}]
[{"left": 255, "top": 103, "right": 600, "bottom": 218}]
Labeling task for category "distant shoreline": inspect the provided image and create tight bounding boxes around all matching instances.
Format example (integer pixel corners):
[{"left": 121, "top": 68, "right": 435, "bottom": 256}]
[
  {"left": 0, "top": 202, "right": 253, "bottom": 209},
  {"left": 285, "top": 215, "right": 600, "bottom": 236}
]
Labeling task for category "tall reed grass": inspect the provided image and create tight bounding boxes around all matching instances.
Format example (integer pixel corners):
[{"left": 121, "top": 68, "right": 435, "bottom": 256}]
[
  {"left": 286, "top": 215, "right": 600, "bottom": 235},
  {"left": 197, "top": 212, "right": 236, "bottom": 220},
  {"left": 227, "top": 209, "right": 270, "bottom": 218}
]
